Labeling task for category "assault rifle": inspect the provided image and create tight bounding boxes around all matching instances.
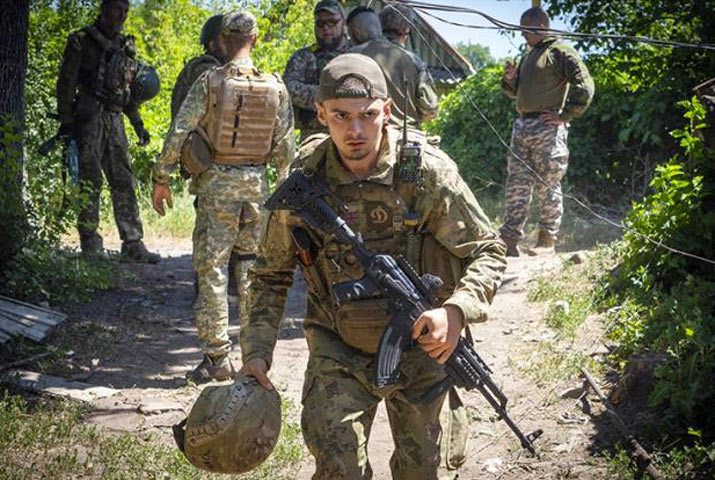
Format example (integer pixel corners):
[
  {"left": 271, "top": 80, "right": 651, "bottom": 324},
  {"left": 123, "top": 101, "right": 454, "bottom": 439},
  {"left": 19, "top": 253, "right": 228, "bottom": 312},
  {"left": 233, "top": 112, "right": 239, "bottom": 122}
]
[
  {"left": 38, "top": 114, "right": 80, "bottom": 186},
  {"left": 265, "top": 170, "right": 542, "bottom": 455}
]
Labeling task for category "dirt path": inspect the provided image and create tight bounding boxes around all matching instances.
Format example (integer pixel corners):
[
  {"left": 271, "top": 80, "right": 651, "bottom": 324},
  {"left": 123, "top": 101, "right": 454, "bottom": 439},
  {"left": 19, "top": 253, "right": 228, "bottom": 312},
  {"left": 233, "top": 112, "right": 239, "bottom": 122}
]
[{"left": 41, "top": 239, "right": 619, "bottom": 479}]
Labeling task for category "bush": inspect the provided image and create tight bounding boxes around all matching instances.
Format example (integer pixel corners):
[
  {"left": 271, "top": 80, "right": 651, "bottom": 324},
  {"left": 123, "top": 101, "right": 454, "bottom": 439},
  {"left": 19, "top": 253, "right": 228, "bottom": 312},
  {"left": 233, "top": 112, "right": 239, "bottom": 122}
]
[{"left": 606, "top": 97, "right": 715, "bottom": 436}]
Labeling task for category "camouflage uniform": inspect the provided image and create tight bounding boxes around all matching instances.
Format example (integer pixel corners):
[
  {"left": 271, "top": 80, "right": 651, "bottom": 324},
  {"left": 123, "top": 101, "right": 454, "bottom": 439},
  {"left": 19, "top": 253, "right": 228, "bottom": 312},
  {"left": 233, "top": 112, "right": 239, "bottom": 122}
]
[
  {"left": 349, "top": 36, "right": 438, "bottom": 129},
  {"left": 170, "top": 54, "right": 222, "bottom": 123},
  {"left": 57, "top": 22, "right": 146, "bottom": 249},
  {"left": 242, "top": 126, "right": 507, "bottom": 479},
  {"left": 283, "top": 43, "right": 349, "bottom": 140},
  {"left": 153, "top": 54, "right": 294, "bottom": 358},
  {"left": 499, "top": 37, "right": 594, "bottom": 240}
]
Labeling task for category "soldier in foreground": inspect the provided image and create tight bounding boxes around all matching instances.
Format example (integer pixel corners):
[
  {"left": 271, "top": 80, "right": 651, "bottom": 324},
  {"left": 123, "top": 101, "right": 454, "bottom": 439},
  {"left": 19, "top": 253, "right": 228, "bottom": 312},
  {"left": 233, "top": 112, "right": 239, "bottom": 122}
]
[
  {"left": 283, "top": 0, "right": 349, "bottom": 141},
  {"left": 239, "top": 54, "right": 506, "bottom": 479},
  {"left": 347, "top": 7, "right": 439, "bottom": 129},
  {"left": 152, "top": 11, "right": 294, "bottom": 383},
  {"left": 499, "top": 7, "right": 594, "bottom": 256},
  {"left": 56, "top": 0, "right": 159, "bottom": 262}
]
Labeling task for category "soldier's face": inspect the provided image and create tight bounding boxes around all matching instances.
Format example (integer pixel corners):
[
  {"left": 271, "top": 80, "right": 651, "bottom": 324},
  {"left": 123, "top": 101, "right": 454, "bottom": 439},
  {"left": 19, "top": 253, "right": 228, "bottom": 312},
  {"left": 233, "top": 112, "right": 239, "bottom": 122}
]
[
  {"left": 316, "top": 97, "right": 392, "bottom": 162},
  {"left": 314, "top": 11, "right": 344, "bottom": 49},
  {"left": 100, "top": 0, "right": 129, "bottom": 34},
  {"left": 521, "top": 21, "right": 546, "bottom": 46}
]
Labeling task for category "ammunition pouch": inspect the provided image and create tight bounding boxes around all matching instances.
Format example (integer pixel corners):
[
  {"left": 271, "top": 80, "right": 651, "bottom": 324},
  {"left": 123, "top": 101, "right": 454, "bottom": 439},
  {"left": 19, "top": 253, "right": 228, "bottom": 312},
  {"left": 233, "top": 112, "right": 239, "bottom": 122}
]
[
  {"left": 335, "top": 298, "right": 391, "bottom": 354},
  {"left": 180, "top": 128, "right": 213, "bottom": 177}
]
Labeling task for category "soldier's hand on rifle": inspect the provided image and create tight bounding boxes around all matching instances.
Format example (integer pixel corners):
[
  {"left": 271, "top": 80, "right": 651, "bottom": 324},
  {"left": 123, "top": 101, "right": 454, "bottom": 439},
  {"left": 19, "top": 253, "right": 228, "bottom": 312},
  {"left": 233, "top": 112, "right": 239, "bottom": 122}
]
[
  {"left": 412, "top": 305, "right": 464, "bottom": 364},
  {"left": 134, "top": 124, "right": 151, "bottom": 146},
  {"left": 152, "top": 183, "right": 173, "bottom": 216},
  {"left": 237, "top": 358, "right": 274, "bottom": 391}
]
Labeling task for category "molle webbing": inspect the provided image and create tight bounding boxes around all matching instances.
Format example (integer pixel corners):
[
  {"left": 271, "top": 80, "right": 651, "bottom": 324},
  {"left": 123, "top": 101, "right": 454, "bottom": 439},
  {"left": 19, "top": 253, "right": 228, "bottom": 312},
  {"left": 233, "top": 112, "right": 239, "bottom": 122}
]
[{"left": 204, "top": 64, "right": 279, "bottom": 166}]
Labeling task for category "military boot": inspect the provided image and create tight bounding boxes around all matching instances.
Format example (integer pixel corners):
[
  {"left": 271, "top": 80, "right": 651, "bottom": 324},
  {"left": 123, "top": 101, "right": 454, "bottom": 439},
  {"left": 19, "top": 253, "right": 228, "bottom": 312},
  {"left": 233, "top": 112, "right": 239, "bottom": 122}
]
[
  {"left": 535, "top": 230, "right": 556, "bottom": 251},
  {"left": 500, "top": 234, "right": 520, "bottom": 257},
  {"left": 186, "top": 354, "right": 235, "bottom": 384},
  {"left": 80, "top": 233, "right": 109, "bottom": 260},
  {"left": 121, "top": 240, "right": 160, "bottom": 264}
]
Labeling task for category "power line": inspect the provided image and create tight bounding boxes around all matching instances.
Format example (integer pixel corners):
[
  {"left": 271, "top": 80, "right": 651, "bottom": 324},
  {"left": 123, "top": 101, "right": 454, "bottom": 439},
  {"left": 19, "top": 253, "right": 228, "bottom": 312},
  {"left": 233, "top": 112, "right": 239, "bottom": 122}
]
[
  {"left": 397, "top": 0, "right": 715, "bottom": 52},
  {"left": 385, "top": 1, "right": 715, "bottom": 266}
]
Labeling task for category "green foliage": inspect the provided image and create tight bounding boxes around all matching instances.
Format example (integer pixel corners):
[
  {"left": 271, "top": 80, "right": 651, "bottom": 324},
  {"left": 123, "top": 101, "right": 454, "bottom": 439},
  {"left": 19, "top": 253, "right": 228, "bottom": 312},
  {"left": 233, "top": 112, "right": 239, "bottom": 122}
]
[
  {"left": 0, "top": 389, "right": 305, "bottom": 479},
  {"left": 455, "top": 42, "right": 495, "bottom": 70},
  {"left": 605, "top": 98, "right": 715, "bottom": 439},
  {"left": 605, "top": 441, "right": 715, "bottom": 480},
  {"left": 425, "top": 65, "right": 513, "bottom": 194}
]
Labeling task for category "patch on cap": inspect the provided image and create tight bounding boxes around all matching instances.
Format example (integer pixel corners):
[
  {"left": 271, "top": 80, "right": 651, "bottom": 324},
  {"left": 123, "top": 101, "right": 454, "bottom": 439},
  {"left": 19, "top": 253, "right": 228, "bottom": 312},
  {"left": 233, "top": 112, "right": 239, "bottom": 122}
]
[
  {"left": 221, "top": 10, "right": 258, "bottom": 37},
  {"left": 318, "top": 53, "right": 388, "bottom": 102}
]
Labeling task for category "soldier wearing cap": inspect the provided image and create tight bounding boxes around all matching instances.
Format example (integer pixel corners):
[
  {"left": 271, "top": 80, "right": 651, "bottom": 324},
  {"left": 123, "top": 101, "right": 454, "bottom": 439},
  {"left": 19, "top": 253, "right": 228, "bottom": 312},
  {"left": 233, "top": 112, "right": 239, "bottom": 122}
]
[
  {"left": 347, "top": 7, "right": 438, "bottom": 129},
  {"left": 499, "top": 7, "right": 594, "bottom": 256},
  {"left": 239, "top": 53, "right": 506, "bottom": 479},
  {"left": 56, "top": 0, "right": 159, "bottom": 262},
  {"left": 283, "top": 0, "right": 350, "bottom": 141},
  {"left": 152, "top": 10, "right": 294, "bottom": 384}
]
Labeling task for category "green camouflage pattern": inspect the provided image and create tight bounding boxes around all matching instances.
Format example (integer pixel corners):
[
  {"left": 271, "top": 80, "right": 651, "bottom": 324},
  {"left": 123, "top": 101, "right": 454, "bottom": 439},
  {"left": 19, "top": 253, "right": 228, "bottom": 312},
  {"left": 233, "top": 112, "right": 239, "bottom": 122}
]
[
  {"left": 283, "top": 43, "right": 349, "bottom": 140},
  {"left": 241, "top": 127, "right": 507, "bottom": 478},
  {"left": 501, "top": 37, "right": 594, "bottom": 123},
  {"left": 155, "top": 56, "right": 294, "bottom": 357},
  {"left": 499, "top": 118, "right": 569, "bottom": 240},
  {"left": 170, "top": 54, "right": 221, "bottom": 123}
]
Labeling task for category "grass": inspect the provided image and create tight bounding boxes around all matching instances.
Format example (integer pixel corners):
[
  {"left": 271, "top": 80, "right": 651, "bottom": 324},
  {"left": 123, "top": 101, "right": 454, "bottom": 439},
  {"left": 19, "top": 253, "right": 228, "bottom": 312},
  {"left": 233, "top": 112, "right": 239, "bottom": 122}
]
[
  {"left": 604, "top": 441, "right": 715, "bottom": 480},
  {"left": 514, "top": 341, "right": 600, "bottom": 385},
  {"left": 0, "top": 387, "right": 306, "bottom": 480}
]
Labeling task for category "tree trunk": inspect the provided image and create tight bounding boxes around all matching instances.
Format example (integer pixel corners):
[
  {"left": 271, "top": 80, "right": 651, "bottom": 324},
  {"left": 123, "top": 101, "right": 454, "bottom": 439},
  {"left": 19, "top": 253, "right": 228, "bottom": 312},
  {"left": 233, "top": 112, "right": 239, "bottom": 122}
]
[{"left": 0, "top": 0, "right": 30, "bottom": 268}]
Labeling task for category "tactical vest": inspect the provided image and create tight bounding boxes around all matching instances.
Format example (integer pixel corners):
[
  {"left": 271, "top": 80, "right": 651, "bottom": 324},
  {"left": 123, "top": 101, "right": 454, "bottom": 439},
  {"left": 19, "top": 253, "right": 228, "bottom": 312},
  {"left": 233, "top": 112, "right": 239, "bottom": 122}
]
[
  {"left": 201, "top": 64, "right": 280, "bottom": 166},
  {"left": 83, "top": 26, "right": 136, "bottom": 110}
]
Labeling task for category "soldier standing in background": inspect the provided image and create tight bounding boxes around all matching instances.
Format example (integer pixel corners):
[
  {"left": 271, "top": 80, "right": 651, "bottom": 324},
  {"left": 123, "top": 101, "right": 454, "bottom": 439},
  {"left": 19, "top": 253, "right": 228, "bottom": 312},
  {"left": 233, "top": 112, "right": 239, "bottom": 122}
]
[
  {"left": 283, "top": 0, "right": 349, "bottom": 141},
  {"left": 347, "top": 8, "right": 438, "bottom": 129},
  {"left": 170, "top": 14, "right": 224, "bottom": 123},
  {"left": 239, "top": 53, "right": 506, "bottom": 480},
  {"left": 379, "top": 4, "right": 413, "bottom": 47},
  {"left": 56, "top": 0, "right": 159, "bottom": 263},
  {"left": 151, "top": 11, "right": 294, "bottom": 383},
  {"left": 499, "top": 7, "right": 594, "bottom": 256}
]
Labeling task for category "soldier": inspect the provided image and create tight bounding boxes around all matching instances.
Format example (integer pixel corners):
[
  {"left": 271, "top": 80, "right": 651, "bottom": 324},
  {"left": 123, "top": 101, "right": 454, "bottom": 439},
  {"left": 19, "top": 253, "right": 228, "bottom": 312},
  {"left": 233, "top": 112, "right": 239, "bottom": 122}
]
[
  {"left": 347, "top": 7, "right": 439, "bottom": 129},
  {"left": 56, "top": 0, "right": 159, "bottom": 262},
  {"left": 499, "top": 7, "right": 594, "bottom": 256},
  {"left": 151, "top": 11, "right": 294, "bottom": 383},
  {"left": 239, "top": 53, "right": 506, "bottom": 479},
  {"left": 170, "top": 14, "right": 224, "bottom": 123},
  {"left": 283, "top": 0, "right": 349, "bottom": 141},
  {"left": 379, "top": 4, "right": 413, "bottom": 47}
]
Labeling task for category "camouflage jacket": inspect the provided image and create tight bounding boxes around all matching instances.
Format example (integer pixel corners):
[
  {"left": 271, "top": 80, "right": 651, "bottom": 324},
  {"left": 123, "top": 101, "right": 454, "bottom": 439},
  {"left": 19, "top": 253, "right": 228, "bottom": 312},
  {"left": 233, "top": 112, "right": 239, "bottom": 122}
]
[
  {"left": 170, "top": 53, "right": 222, "bottom": 124},
  {"left": 282, "top": 41, "right": 349, "bottom": 135},
  {"left": 241, "top": 127, "right": 507, "bottom": 367},
  {"left": 501, "top": 37, "right": 594, "bottom": 122},
  {"left": 152, "top": 57, "right": 294, "bottom": 185},
  {"left": 349, "top": 36, "right": 439, "bottom": 129},
  {"left": 57, "top": 21, "right": 141, "bottom": 127}
]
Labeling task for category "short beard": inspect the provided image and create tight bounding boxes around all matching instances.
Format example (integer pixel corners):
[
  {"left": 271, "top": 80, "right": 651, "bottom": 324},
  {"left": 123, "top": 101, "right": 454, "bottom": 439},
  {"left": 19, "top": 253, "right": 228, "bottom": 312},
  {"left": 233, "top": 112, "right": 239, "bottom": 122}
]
[{"left": 317, "top": 35, "right": 343, "bottom": 51}]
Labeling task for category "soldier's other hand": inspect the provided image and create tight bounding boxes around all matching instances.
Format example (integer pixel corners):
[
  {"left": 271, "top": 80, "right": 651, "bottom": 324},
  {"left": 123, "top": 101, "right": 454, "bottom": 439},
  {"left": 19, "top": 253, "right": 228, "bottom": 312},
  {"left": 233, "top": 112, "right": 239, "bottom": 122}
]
[
  {"left": 58, "top": 123, "right": 76, "bottom": 139},
  {"left": 540, "top": 111, "right": 565, "bottom": 126},
  {"left": 412, "top": 305, "right": 464, "bottom": 364},
  {"left": 152, "top": 183, "right": 173, "bottom": 216},
  {"left": 135, "top": 125, "right": 151, "bottom": 146},
  {"left": 237, "top": 358, "right": 274, "bottom": 391},
  {"left": 504, "top": 60, "right": 517, "bottom": 82}
]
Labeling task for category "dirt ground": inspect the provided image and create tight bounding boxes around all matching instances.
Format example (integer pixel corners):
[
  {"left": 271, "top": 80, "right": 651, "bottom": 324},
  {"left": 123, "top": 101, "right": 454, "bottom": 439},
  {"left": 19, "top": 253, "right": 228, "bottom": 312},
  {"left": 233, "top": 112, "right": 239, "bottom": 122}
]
[{"left": 23, "top": 238, "right": 626, "bottom": 479}]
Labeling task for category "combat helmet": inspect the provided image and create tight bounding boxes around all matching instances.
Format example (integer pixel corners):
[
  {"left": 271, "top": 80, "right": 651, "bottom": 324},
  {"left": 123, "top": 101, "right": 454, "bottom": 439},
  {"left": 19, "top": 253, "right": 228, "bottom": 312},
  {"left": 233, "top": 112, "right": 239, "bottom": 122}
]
[
  {"left": 173, "top": 376, "right": 282, "bottom": 474},
  {"left": 130, "top": 63, "right": 161, "bottom": 103}
]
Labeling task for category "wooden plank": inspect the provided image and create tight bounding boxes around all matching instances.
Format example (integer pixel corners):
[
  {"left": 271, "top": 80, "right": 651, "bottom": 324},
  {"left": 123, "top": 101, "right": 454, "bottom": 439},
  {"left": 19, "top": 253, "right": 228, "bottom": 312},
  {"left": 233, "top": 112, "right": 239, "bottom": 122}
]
[
  {"left": 0, "top": 304, "right": 64, "bottom": 327},
  {"left": 3, "top": 370, "right": 119, "bottom": 403},
  {"left": 0, "top": 329, "right": 11, "bottom": 344},
  {"left": 0, "top": 295, "right": 66, "bottom": 325},
  {"left": 0, "top": 311, "right": 50, "bottom": 342}
]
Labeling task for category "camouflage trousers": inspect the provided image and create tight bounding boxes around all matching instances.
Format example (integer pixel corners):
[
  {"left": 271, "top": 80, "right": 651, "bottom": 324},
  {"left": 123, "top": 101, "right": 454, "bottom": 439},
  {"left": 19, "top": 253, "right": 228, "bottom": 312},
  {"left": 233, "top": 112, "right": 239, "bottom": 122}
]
[
  {"left": 75, "top": 110, "right": 143, "bottom": 243},
  {"left": 192, "top": 165, "right": 267, "bottom": 357},
  {"left": 301, "top": 326, "right": 449, "bottom": 480},
  {"left": 500, "top": 117, "right": 569, "bottom": 240}
]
